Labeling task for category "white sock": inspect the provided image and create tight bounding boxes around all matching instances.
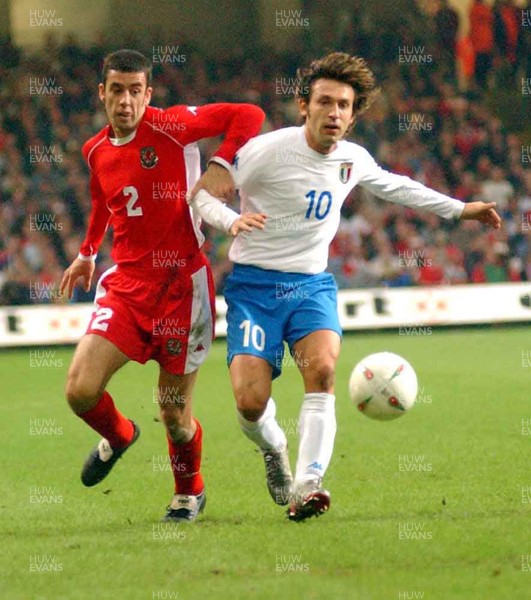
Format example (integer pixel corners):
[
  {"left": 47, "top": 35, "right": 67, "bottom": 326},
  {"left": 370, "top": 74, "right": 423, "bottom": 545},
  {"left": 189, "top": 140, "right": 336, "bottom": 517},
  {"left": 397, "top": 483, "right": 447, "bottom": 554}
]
[
  {"left": 237, "top": 397, "right": 287, "bottom": 453},
  {"left": 294, "top": 393, "right": 336, "bottom": 487}
]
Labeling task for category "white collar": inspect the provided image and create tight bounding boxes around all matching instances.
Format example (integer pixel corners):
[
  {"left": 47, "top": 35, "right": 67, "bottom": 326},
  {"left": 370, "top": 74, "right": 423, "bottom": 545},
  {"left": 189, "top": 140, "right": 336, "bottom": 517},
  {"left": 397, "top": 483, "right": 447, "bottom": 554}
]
[{"left": 109, "top": 129, "right": 137, "bottom": 146}]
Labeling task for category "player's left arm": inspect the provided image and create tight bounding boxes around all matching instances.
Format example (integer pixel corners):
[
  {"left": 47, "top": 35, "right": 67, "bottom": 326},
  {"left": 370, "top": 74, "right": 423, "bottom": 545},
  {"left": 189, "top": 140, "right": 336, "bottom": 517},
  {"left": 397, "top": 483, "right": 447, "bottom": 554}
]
[
  {"left": 169, "top": 103, "right": 265, "bottom": 200},
  {"left": 459, "top": 201, "right": 501, "bottom": 228},
  {"left": 357, "top": 151, "right": 501, "bottom": 228}
]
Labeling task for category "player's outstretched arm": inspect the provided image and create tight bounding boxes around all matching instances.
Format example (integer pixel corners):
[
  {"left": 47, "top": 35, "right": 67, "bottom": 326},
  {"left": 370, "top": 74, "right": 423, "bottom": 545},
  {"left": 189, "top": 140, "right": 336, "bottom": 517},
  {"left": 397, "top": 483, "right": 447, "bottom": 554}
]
[
  {"left": 460, "top": 201, "right": 501, "bottom": 229},
  {"left": 358, "top": 153, "right": 503, "bottom": 227},
  {"left": 60, "top": 257, "right": 95, "bottom": 300}
]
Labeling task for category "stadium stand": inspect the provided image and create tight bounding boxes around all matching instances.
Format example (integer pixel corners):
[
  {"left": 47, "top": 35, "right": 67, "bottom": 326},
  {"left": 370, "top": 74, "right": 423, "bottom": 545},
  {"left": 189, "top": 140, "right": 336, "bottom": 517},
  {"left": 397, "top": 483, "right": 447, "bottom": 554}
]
[{"left": 0, "top": 5, "right": 529, "bottom": 305}]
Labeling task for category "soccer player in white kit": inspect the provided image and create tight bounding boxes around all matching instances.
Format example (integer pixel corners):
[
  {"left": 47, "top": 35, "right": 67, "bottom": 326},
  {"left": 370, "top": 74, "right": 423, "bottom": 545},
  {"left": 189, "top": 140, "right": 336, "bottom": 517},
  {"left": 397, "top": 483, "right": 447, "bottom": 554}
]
[{"left": 191, "top": 53, "right": 501, "bottom": 521}]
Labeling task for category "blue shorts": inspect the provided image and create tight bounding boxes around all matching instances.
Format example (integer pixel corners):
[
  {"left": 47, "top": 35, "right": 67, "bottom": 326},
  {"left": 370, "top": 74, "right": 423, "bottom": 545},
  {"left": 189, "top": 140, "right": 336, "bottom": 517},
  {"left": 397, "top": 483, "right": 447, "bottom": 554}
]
[{"left": 224, "top": 264, "right": 342, "bottom": 379}]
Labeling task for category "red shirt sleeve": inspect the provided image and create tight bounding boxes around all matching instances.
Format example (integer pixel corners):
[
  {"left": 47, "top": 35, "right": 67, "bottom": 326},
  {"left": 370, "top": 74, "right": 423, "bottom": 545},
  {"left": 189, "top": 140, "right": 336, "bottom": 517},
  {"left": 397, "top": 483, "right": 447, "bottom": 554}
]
[
  {"left": 164, "top": 103, "right": 265, "bottom": 167},
  {"left": 79, "top": 142, "right": 111, "bottom": 258}
]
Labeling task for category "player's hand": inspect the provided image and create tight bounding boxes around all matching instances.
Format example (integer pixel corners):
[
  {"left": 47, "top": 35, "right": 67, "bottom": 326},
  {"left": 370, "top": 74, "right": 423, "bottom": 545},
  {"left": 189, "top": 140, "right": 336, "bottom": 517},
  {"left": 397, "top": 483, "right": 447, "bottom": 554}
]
[
  {"left": 460, "top": 201, "right": 502, "bottom": 229},
  {"left": 229, "top": 213, "right": 267, "bottom": 236},
  {"left": 60, "top": 258, "right": 95, "bottom": 300},
  {"left": 190, "top": 162, "right": 235, "bottom": 202}
]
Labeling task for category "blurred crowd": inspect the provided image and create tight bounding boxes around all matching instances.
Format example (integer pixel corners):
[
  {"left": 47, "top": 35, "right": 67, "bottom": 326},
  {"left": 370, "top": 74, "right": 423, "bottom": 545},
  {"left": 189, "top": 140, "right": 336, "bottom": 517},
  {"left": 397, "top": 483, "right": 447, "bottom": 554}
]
[{"left": 0, "top": 1, "right": 530, "bottom": 305}]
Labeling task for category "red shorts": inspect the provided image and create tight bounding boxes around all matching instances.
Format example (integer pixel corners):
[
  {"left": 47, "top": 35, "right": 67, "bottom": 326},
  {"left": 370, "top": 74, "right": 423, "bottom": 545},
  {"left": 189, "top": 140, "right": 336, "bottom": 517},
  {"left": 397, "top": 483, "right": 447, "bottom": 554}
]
[{"left": 86, "top": 253, "right": 215, "bottom": 375}]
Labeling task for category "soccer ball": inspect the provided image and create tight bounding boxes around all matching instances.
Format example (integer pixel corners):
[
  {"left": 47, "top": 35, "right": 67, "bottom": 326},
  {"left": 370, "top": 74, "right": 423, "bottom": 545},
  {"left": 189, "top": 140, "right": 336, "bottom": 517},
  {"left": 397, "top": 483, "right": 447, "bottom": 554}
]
[{"left": 349, "top": 352, "right": 418, "bottom": 421}]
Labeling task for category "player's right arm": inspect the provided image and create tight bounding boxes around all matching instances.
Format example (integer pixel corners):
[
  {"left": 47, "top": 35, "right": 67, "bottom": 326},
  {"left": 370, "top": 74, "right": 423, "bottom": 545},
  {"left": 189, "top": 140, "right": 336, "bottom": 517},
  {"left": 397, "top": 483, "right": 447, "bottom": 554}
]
[
  {"left": 60, "top": 156, "right": 111, "bottom": 299},
  {"left": 190, "top": 189, "right": 266, "bottom": 236},
  {"left": 188, "top": 134, "right": 269, "bottom": 233},
  {"left": 165, "top": 103, "right": 265, "bottom": 200},
  {"left": 173, "top": 103, "right": 265, "bottom": 170}
]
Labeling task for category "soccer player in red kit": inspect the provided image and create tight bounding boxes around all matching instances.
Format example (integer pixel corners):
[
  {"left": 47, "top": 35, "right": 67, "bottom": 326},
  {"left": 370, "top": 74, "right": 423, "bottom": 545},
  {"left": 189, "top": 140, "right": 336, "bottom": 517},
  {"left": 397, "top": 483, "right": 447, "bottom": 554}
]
[{"left": 60, "top": 49, "right": 265, "bottom": 522}]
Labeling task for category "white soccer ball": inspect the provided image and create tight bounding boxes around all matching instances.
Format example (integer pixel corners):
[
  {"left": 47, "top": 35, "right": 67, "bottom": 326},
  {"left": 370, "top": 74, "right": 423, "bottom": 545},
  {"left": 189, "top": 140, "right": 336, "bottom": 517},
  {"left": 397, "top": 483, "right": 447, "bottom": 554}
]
[{"left": 349, "top": 352, "right": 418, "bottom": 421}]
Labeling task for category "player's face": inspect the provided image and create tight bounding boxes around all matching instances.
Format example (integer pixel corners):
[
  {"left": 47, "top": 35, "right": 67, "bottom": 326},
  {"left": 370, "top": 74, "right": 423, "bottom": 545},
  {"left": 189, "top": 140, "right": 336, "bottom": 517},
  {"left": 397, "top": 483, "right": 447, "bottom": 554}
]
[
  {"left": 298, "top": 78, "right": 355, "bottom": 154},
  {"left": 99, "top": 70, "right": 152, "bottom": 138}
]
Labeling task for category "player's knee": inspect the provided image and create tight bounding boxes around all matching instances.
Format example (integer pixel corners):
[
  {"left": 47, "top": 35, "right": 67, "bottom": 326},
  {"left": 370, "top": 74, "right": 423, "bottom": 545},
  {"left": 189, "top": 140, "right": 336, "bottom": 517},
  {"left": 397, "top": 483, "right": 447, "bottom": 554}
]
[
  {"left": 65, "top": 372, "right": 102, "bottom": 414},
  {"left": 234, "top": 387, "right": 268, "bottom": 421},
  {"left": 238, "top": 405, "right": 266, "bottom": 422},
  {"left": 307, "top": 357, "right": 336, "bottom": 391}
]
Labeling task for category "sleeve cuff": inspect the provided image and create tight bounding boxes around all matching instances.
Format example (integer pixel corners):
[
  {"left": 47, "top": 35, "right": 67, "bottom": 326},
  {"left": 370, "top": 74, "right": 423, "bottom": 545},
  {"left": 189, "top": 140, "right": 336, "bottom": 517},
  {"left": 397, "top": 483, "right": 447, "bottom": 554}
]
[
  {"left": 452, "top": 200, "right": 465, "bottom": 219},
  {"left": 78, "top": 252, "right": 97, "bottom": 262},
  {"left": 208, "top": 156, "right": 232, "bottom": 171}
]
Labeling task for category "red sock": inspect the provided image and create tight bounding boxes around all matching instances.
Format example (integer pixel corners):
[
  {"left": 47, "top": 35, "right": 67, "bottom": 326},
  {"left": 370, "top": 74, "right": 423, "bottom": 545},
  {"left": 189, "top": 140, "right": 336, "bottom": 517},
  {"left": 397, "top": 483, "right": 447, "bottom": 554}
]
[
  {"left": 167, "top": 419, "right": 204, "bottom": 496},
  {"left": 79, "top": 391, "right": 134, "bottom": 449}
]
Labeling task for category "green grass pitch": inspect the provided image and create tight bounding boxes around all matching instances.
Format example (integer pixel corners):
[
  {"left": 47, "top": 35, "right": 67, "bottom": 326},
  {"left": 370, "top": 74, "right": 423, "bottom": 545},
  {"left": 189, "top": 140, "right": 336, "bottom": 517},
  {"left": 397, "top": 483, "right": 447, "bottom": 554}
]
[{"left": 1, "top": 325, "right": 529, "bottom": 599}]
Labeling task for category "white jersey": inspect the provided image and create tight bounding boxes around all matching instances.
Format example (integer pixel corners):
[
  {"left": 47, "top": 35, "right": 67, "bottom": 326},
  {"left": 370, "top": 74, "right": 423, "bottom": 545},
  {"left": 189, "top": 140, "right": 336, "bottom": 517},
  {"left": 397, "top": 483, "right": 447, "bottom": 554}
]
[{"left": 229, "top": 126, "right": 464, "bottom": 274}]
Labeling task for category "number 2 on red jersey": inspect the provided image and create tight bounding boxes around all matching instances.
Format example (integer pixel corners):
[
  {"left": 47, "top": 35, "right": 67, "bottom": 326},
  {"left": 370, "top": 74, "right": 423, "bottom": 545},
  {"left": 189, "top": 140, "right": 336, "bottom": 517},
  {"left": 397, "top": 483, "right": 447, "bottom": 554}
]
[{"left": 123, "top": 186, "right": 142, "bottom": 217}]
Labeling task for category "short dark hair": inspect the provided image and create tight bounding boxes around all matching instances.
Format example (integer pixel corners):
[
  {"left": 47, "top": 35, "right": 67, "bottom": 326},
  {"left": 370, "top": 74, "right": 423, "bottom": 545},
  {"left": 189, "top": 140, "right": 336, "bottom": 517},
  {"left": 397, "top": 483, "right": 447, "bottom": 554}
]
[
  {"left": 296, "top": 52, "right": 380, "bottom": 117},
  {"left": 102, "top": 49, "right": 153, "bottom": 86}
]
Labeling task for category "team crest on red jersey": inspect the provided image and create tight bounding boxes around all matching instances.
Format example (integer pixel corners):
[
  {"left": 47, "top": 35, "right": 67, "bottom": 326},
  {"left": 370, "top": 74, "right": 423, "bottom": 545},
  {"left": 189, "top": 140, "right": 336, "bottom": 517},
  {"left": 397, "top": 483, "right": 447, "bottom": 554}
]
[
  {"left": 140, "top": 146, "right": 159, "bottom": 169},
  {"left": 339, "top": 162, "right": 353, "bottom": 183},
  {"left": 166, "top": 339, "right": 182, "bottom": 355}
]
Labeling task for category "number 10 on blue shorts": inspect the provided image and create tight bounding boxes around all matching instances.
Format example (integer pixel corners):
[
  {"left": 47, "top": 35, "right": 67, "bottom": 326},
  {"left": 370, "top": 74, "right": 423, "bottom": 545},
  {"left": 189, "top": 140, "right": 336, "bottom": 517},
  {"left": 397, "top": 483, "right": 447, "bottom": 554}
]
[{"left": 224, "top": 264, "right": 341, "bottom": 378}]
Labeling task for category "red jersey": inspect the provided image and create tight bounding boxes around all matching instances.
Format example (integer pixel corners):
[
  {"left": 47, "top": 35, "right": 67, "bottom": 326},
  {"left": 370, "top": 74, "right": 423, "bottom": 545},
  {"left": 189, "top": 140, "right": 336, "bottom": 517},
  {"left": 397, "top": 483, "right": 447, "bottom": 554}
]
[{"left": 79, "top": 103, "right": 264, "bottom": 270}]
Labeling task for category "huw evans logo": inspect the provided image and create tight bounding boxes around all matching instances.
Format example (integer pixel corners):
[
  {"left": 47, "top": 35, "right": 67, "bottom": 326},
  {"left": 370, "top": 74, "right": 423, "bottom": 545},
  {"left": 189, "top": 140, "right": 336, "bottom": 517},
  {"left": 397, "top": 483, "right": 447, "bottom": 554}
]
[
  {"left": 275, "top": 554, "right": 310, "bottom": 572},
  {"left": 152, "top": 319, "right": 187, "bottom": 337},
  {"left": 152, "top": 182, "right": 186, "bottom": 201},
  {"left": 275, "top": 10, "right": 309, "bottom": 27},
  {"left": 29, "top": 282, "right": 62, "bottom": 301},
  {"left": 275, "top": 281, "right": 309, "bottom": 300},
  {"left": 29, "top": 350, "right": 63, "bottom": 368},
  {"left": 398, "top": 114, "right": 433, "bottom": 133},
  {"left": 29, "top": 486, "right": 63, "bottom": 504},
  {"left": 398, "top": 522, "right": 433, "bottom": 540},
  {"left": 29, "top": 555, "right": 63, "bottom": 572},
  {"left": 29, "top": 145, "right": 63, "bottom": 164},
  {"left": 151, "top": 455, "right": 187, "bottom": 473},
  {"left": 29, "top": 10, "right": 63, "bottom": 27},
  {"left": 152, "top": 251, "right": 187, "bottom": 268},
  {"left": 152, "top": 523, "right": 186, "bottom": 541},
  {"left": 398, "top": 250, "right": 432, "bottom": 268},
  {"left": 29, "top": 214, "right": 63, "bottom": 232},
  {"left": 152, "top": 46, "right": 186, "bottom": 64},
  {"left": 274, "top": 214, "right": 309, "bottom": 232},
  {"left": 29, "top": 77, "right": 63, "bottom": 95},
  {"left": 398, "top": 455, "right": 432, "bottom": 472},
  {"left": 29, "top": 418, "right": 63, "bottom": 436},
  {"left": 398, "top": 46, "right": 433, "bottom": 64},
  {"left": 275, "top": 77, "right": 309, "bottom": 98}
]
